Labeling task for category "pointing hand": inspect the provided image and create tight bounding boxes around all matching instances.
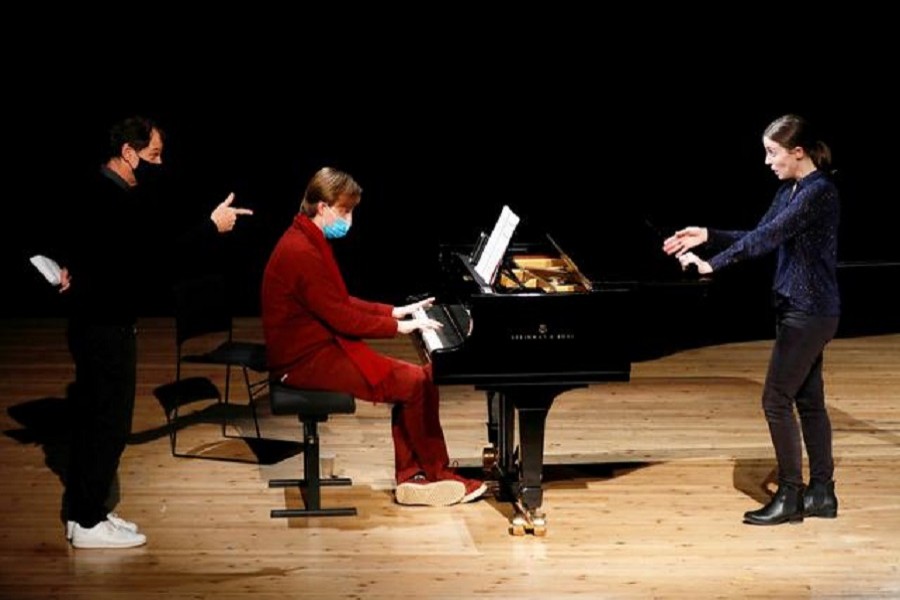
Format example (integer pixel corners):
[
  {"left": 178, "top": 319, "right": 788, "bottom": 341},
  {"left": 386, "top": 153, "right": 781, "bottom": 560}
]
[{"left": 210, "top": 192, "right": 254, "bottom": 233}]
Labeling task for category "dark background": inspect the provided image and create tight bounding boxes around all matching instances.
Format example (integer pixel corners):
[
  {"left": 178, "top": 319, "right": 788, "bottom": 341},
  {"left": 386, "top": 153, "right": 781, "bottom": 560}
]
[{"left": 5, "top": 20, "right": 898, "bottom": 347}]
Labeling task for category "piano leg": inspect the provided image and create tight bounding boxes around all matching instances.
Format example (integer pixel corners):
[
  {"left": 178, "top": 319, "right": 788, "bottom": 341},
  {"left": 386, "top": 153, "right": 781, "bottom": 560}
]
[
  {"left": 484, "top": 391, "right": 517, "bottom": 486},
  {"left": 511, "top": 392, "right": 551, "bottom": 512},
  {"left": 481, "top": 384, "right": 583, "bottom": 536}
]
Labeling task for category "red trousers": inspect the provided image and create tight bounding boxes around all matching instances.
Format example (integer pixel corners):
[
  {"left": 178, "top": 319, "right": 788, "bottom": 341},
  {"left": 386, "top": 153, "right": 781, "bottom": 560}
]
[{"left": 283, "top": 345, "right": 450, "bottom": 484}]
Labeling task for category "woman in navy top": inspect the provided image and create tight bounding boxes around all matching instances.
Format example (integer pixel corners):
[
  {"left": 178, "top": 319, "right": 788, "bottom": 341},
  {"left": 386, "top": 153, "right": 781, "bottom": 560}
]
[{"left": 663, "top": 114, "right": 840, "bottom": 526}]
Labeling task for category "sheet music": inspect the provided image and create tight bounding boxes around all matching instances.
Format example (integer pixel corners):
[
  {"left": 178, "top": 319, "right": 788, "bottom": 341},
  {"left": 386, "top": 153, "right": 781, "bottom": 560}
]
[{"left": 474, "top": 205, "right": 520, "bottom": 285}]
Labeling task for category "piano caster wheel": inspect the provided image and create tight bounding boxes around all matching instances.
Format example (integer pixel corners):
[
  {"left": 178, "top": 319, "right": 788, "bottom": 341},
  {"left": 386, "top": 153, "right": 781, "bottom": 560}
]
[
  {"left": 508, "top": 504, "right": 547, "bottom": 536},
  {"left": 509, "top": 514, "right": 527, "bottom": 536},
  {"left": 482, "top": 447, "right": 498, "bottom": 474},
  {"left": 531, "top": 512, "right": 547, "bottom": 537}
]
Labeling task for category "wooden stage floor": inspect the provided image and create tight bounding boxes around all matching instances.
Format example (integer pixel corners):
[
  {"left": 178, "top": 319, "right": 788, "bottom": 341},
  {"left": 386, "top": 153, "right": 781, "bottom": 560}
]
[{"left": 1, "top": 318, "right": 898, "bottom": 599}]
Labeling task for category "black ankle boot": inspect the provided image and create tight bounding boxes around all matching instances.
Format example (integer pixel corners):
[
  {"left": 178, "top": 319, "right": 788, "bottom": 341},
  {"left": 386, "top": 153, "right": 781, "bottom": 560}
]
[
  {"left": 803, "top": 480, "right": 838, "bottom": 518},
  {"left": 743, "top": 483, "right": 805, "bottom": 525}
]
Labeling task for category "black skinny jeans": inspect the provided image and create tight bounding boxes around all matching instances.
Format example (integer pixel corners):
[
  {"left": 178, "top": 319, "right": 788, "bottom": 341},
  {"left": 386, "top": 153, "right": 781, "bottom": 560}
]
[
  {"left": 65, "top": 321, "right": 137, "bottom": 527},
  {"left": 762, "top": 309, "right": 839, "bottom": 487}
]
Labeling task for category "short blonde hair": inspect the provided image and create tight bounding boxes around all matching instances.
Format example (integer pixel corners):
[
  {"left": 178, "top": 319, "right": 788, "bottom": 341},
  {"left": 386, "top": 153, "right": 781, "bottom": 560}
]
[{"left": 299, "top": 167, "right": 362, "bottom": 217}]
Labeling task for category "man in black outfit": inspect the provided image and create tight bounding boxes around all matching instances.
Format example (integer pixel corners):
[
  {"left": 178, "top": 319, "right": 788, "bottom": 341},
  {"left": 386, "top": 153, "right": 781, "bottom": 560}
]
[{"left": 58, "top": 116, "right": 252, "bottom": 548}]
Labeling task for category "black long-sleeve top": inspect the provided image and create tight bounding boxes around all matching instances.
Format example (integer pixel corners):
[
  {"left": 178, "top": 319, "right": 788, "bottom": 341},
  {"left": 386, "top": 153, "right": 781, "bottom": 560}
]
[
  {"left": 706, "top": 170, "right": 840, "bottom": 317},
  {"left": 58, "top": 166, "right": 218, "bottom": 325},
  {"left": 57, "top": 167, "right": 144, "bottom": 325}
]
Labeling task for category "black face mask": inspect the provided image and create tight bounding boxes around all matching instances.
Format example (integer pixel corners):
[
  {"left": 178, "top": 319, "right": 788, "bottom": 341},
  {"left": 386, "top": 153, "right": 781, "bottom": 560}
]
[{"left": 133, "top": 156, "right": 164, "bottom": 187}]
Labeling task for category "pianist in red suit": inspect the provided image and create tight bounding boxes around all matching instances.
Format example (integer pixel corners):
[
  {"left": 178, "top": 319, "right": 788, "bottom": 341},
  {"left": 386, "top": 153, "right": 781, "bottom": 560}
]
[{"left": 261, "top": 166, "right": 487, "bottom": 507}]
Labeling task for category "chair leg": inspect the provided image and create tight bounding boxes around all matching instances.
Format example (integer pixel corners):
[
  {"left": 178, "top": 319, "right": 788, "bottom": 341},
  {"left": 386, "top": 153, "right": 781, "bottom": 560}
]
[
  {"left": 167, "top": 405, "right": 179, "bottom": 457},
  {"left": 168, "top": 376, "right": 202, "bottom": 459},
  {"left": 270, "top": 419, "right": 357, "bottom": 517},
  {"left": 243, "top": 367, "right": 263, "bottom": 439},
  {"left": 222, "top": 367, "right": 264, "bottom": 440},
  {"left": 221, "top": 364, "right": 233, "bottom": 438},
  {"left": 169, "top": 362, "right": 183, "bottom": 457}
]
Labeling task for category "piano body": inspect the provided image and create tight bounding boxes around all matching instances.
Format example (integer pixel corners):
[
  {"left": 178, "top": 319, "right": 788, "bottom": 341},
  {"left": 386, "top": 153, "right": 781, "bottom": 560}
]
[{"left": 413, "top": 236, "right": 640, "bottom": 535}]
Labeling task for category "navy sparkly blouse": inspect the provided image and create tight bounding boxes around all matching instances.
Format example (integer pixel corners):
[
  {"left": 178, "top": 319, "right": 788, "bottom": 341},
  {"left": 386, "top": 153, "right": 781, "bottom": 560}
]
[{"left": 706, "top": 170, "right": 840, "bottom": 317}]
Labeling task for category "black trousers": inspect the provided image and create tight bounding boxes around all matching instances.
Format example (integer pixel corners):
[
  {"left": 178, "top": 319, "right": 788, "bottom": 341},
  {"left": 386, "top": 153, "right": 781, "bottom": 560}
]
[
  {"left": 762, "top": 310, "right": 839, "bottom": 487},
  {"left": 65, "top": 321, "right": 137, "bottom": 527}
]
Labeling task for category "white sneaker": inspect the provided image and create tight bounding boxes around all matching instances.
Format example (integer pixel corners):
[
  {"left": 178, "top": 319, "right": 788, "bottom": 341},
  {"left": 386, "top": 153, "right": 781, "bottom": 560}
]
[
  {"left": 70, "top": 519, "right": 147, "bottom": 549},
  {"left": 66, "top": 512, "right": 139, "bottom": 541},
  {"left": 106, "top": 512, "right": 139, "bottom": 533}
]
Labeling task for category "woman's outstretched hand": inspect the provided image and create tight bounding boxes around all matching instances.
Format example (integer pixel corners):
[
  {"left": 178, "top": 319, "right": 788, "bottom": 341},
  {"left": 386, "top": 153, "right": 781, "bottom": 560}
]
[
  {"left": 662, "top": 226, "right": 708, "bottom": 257},
  {"left": 676, "top": 251, "right": 713, "bottom": 275}
]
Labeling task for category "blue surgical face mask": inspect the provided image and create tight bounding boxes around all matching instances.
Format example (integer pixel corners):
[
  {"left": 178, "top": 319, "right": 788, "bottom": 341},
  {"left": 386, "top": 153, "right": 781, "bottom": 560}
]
[{"left": 323, "top": 204, "right": 351, "bottom": 239}]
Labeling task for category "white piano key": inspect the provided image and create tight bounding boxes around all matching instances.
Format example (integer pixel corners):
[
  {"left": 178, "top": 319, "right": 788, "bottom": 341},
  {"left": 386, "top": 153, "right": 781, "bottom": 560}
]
[{"left": 413, "top": 307, "right": 444, "bottom": 351}]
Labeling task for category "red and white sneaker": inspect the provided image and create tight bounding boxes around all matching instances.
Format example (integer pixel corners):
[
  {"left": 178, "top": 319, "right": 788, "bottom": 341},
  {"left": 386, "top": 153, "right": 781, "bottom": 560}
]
[
  {"left": 395, "top": 474, "right": 465, "bottom": 506},
  {"left": 440, "top": 469, "right": 489, "bottom": 503}
]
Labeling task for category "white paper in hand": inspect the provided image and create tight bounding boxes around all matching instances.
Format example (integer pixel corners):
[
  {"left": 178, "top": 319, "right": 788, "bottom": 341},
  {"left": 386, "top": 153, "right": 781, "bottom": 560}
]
[{"left": 29, "top": 255, "right": 62, "bottom": 286}]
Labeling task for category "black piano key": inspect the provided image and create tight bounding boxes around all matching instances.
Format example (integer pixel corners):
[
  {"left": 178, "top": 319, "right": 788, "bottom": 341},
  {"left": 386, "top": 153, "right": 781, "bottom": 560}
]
[{"left": 424, "top": 304, "right": 466, "bottom": 350}]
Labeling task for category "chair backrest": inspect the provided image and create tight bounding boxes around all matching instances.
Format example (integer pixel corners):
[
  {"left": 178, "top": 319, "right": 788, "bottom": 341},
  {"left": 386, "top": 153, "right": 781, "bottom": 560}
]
[{"left": 173, "top": 274, "right": 234, "bottom": 346}]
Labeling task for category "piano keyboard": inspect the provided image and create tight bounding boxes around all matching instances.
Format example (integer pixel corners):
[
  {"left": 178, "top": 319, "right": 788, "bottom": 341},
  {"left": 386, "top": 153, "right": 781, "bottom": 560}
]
[{"left": 412, "top": 304, "right": 470, "bottom": 353}]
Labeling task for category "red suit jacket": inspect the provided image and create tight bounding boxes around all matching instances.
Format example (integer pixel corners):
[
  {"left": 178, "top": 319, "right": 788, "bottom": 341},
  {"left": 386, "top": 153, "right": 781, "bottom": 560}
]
[{"left": 261, "top": 214, "right": 398, "bottom": 391}]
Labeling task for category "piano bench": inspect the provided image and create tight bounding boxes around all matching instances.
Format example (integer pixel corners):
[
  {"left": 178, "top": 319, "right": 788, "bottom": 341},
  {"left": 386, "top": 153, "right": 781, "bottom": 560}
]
[{"left": 267, "top": 380, "right": 358, "bottom": 518}]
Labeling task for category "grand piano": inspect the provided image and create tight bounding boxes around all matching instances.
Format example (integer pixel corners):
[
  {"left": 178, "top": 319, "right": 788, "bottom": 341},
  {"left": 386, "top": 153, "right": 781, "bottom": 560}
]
[
  {"left": 411, "top": 223, "right": 709, "bottom": 535},
  {"left": 409, "top": 199, "right": 900, "bottom": 535}
]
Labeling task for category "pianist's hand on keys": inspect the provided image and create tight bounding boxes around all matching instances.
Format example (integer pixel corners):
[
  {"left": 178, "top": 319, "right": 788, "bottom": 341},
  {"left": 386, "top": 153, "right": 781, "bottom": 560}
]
[
  {"left": 392, "top": 296, "right": 436, "bottom": 319},
  {"left": 393, "top": 297, "right": 443, "bottom": 347},
  {"left": 396, "top": 309, "right": 443, "bottom": 338}
]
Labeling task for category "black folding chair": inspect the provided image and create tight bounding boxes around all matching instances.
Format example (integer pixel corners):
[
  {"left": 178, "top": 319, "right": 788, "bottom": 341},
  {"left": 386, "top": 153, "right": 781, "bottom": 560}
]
[{"left": 154, "top": 274, "right": 268, "bottom": 461}]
